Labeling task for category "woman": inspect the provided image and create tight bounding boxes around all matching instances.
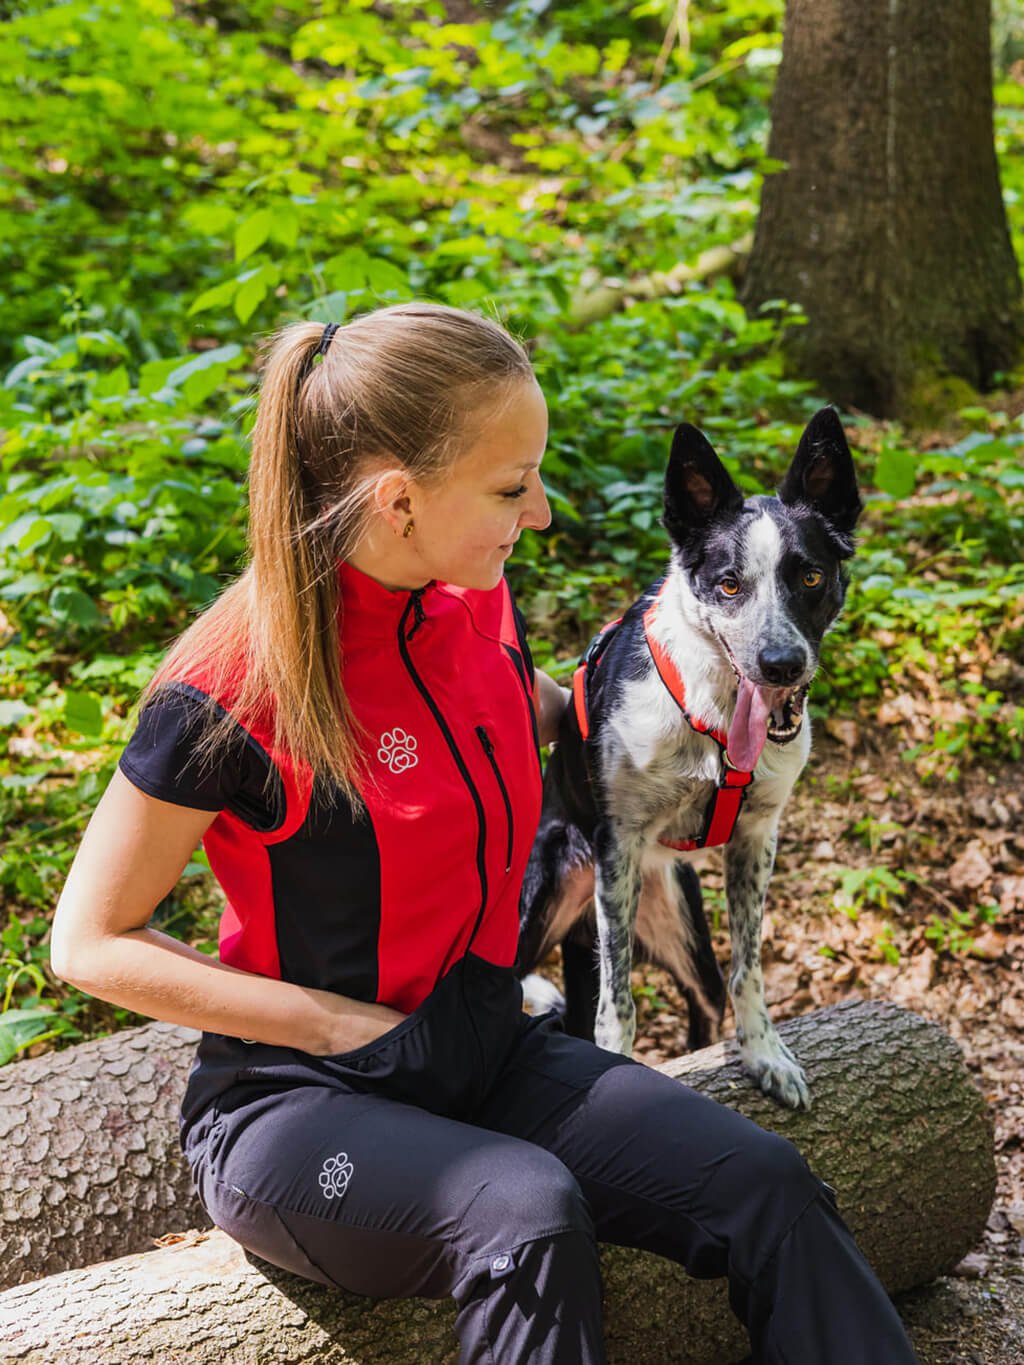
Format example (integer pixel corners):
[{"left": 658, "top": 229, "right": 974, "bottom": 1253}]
[{"left": 52, "top": 302, "right": 919, "bottom": 1363}]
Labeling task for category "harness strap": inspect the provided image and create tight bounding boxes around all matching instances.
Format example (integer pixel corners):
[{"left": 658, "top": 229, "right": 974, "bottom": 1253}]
[
  {"left": 572, "top": 617, "right": 622, "bottom": 741},
  {"left": 572, "top": 581, "right": 755, "bottom": 852},
  {"left": 642, "top": 579, "right": 753, "bottom": 849},
  {"left": 642, "top": 583, "right": 729, "bottom": 750}
]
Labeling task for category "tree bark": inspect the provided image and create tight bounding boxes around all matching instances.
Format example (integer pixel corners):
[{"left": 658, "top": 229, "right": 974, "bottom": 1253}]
[
  {"left": 0, "top": 1020, "right": 210, "bottom": 1290},
  {"left": 0, "top": 1000, "right": 995, "bottom": 1364},
  {"left": 742, "top": 0, "right": 1022, "bottom": 420}
]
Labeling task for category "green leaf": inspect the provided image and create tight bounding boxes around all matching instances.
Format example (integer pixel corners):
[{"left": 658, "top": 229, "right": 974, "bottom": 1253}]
[
  {"left": 0, "top": 1009, "right": 59, "bottom": 1067},
  {"left": 0, "top": 700, "right": 31, "bottom": 728},
  {"left": 188, "top": 278, "right": 239, "bottom": 317},
  {"left": 234, "top": 267, "right": 279, "bottom": 325},
  {"left": 92, "top": 366, "right": 131, "bottom": 398},
  {"left": 64, "top": 690, "right": 104, "bottom": 736},
  {"left": 235, "top": 209, "right": 275, "bottom": 264},
  {"left": 165, "top": 345, "right": 243, "bottom": 393},
  {"left": 366, "top": 256, "right": 409, "bottom": 294},
  {"left": 182, "top": 203, "right": 236, "bottom": 237},
  {"left": 48, "top": 513, "right": 84, "bottom": 543},
  {"left": 323, "top": 247, "right": 372, "bottom": 291},
  {"left": 874, "top": 446, "right": 917, "bottom": 498},
  {"left": 3, "top": 355, "right": 49, "bottom": 389},
  {"left": 0, "top": 573, "right": 47, "bottom": 599},
  {"left": 270, "top": 209, "right": 301, "bottom": 249},
  {"left": 50, "top": 586, "right": 101, "bottom": 628},
  {"left": 16, "top": 518, "right": 53, "bottom": 552}
]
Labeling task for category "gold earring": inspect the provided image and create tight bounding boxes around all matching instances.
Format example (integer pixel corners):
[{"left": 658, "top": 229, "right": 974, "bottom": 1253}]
[{"left": 403, "top": 519, "right": 414, "bottom": 538}]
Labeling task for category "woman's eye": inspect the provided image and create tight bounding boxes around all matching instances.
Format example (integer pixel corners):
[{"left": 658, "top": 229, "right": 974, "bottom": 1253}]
[
  {"left": 720, "top": 576, "right": 740, "bottom": 597},
  {"left": 802, "top": 568, "right": 824, "bottom": 589},
  {"left": 502, "top": 485, "right": 528, "bottom": 499}
]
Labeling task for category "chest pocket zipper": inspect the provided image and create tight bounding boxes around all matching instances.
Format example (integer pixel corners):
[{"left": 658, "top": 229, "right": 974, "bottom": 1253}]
[{"left": 476, "top": 725, "right": 514, "bottom": 873}]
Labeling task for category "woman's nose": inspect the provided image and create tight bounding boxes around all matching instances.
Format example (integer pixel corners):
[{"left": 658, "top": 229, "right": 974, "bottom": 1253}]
[{"left": 521, "top": 477, "right": 552, "bottom": 532}]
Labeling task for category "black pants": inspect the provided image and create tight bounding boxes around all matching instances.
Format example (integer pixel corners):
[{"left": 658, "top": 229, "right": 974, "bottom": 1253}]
[{"left": 180, "top": 954, "right": 919, "bottom": 1364}]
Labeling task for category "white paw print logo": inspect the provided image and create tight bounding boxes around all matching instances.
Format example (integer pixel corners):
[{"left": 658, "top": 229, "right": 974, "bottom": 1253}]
[
  {"left": 319, "top": 1152, "right": 354, "bottom": 1200},
  {"left": 378, "top": 727, "right": 418, "bottom": 773}
]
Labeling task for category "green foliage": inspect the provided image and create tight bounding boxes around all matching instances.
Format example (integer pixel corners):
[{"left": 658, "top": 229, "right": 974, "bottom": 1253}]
[
  {"left": 0, "top": 0, "right": 1022, "bottom": 1055},
  {"left": 833, "top": 865, "right": 915, "bottom": 918},
  {"left": 924, "top": 903, "right": 999, "bottom": 958}
]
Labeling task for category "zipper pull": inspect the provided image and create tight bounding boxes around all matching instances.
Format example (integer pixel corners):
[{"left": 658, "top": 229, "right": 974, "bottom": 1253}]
[{"left": 406, "top": 588, "right": 427, "bottom": 640}]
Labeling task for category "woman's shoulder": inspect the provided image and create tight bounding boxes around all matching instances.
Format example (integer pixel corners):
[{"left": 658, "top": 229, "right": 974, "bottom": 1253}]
[{"left": 121, "top": 662, "right": 287, "bottom": 831}]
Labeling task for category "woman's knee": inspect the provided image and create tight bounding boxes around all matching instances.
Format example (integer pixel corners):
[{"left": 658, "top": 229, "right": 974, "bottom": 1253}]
[
  {"left": 460, "top": 1140, "right": 594, "bottom": 1249},
  {"left": 720, "top": 1126, "right": 829, "bottom": 1282}
]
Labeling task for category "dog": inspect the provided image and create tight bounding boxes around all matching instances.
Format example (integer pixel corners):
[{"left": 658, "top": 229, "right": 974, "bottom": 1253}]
[{"left": 517, "top": 407, "right": 861, "bottom": 1109}]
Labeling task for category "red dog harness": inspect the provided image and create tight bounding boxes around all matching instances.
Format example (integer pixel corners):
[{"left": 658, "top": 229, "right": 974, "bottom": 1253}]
[{"left": 572, "top": 580, "right": 753, "bottom": 852}]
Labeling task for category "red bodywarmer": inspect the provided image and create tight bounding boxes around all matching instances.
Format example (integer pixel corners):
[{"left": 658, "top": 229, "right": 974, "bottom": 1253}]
[{"left": 118, "top": 563, "right": 542, "bottom": 1014}]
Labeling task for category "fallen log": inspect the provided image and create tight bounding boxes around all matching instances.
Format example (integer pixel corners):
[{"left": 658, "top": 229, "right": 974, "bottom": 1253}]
[
  {"left": 0, "top": 999, "right": 995, "bottom": 1364},
  {"left": 0, "top": 1020, "right": 209, "bottom": 1289},
  {"left": 566, "top": 232, "right": 754, "bottom": 328}
]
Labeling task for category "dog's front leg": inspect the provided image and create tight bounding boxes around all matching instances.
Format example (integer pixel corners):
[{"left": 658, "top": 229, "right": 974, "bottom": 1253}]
[
  {"left": 592, "top": 820, "right": 640, "bottom": 1055},
  {"left": 724, "top": 826, "right": 810, "bottom": 1109}
]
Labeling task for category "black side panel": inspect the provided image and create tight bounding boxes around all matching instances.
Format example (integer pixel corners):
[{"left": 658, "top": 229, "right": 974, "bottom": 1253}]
[{"left": 268, "top": 778, "right": 382, "bottom": 1003}]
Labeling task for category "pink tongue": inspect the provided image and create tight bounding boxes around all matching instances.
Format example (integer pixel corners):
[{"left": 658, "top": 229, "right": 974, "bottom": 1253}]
[{"left": 727, "top": 677, "right": 772, "bottom": 771}]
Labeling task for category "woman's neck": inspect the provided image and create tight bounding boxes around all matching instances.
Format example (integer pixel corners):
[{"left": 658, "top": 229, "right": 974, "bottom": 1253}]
[{"left": 344, "top": 526, "right": 432, "bottom": 594}]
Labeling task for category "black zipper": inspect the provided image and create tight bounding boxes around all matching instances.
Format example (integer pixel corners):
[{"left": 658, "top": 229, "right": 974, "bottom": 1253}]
[
  {"left": 476, "top": 725, "right": 513, "bottom": 873},
  {"left": 406, "top": 589, "right": 427, "bottom": 640},
  {"left": 397, "top": 591, "right": 489, "bottom": 948}
]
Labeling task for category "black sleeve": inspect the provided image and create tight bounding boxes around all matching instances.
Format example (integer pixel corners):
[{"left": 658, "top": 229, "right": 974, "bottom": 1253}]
[{"left": 118, "top": 682, "right": 284, "bottom": 832}]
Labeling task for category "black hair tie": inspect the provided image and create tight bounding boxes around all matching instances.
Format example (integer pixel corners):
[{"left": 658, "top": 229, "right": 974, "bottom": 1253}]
[
  {"left": 317, "top": 322, "right": 340, "bottom": 357},
  {"left": 298, "top": 322, "right": 340, "bottom": 388}
]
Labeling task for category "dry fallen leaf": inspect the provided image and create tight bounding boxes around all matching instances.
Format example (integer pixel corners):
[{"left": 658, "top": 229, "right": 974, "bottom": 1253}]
[
  {"left": 949, "top": 843, "right": 995, "bottom": 893},
  {"left": 151, "top": 1229, "right": 211, "bottom": 1251},
  {"left": 998, "top": 875, "right": 1024, "bottom": 913},
  {"left": 823, "top": 717, "right": 860, "bottom": 749},
  {"left": 970, "top": 929, "right": 1006, "bottom": 961}
]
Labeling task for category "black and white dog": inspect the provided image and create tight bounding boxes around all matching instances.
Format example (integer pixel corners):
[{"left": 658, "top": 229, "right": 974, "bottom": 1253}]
[{"left": 518, "top": 408, "right": 861, "bottom": 1109}]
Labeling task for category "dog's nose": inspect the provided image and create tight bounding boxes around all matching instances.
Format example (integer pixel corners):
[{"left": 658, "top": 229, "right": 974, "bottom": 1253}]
[{"left": 757, "top": 647, "right": 805, "bottom": 686}]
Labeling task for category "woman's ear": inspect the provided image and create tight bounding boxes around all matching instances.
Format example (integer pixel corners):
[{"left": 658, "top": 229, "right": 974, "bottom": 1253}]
[{"left": 371, "top": 469, "right": 414, "bottom": 536}]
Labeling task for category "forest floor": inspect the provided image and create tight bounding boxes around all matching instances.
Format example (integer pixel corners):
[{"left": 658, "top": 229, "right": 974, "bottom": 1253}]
[{"left": 613, "top": 723, "right": 1024, "bottom": 1365}]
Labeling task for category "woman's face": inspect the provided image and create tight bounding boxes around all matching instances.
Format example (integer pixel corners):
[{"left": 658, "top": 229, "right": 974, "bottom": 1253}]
[{"left": 409, "top": 380, "right": 552, "bottom": 591}]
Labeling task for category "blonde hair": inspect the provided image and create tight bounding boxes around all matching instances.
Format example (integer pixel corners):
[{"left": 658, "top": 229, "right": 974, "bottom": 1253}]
[{"left": 139, "top": 302, "right": 536, "bottom": 805}]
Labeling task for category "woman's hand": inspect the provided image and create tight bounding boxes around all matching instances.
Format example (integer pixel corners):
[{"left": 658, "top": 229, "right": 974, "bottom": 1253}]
[
  {"left": 532, "top": 668, "right": 571, "bottom": 748},
  {"left": 313, "top": 998, "right": 407, "bottom": 1056}
]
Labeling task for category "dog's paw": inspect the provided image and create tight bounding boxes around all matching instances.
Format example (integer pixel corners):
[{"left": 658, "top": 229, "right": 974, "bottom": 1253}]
[
  {"left": 741, "top": 1033, "right": 811, "bottom": 1110},
  {"left": 521, "top": 973, "right": 565, "bottom": 1016},
  {"left": 593, "top": 1001, "right": 636, "bottom": 1056}
]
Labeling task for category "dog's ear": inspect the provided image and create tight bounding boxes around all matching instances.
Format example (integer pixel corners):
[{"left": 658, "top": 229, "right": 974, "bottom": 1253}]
[
  {"left": 778, "top": 408, "right": 863, "bottom": 545},
  {"left": 663, "top": 423, "right": 744, "bottom": 543}
]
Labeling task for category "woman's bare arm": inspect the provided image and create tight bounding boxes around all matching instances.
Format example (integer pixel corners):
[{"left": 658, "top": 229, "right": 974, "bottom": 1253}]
[
  {"left": 50, "top": 769, "right": 405, "bottom": 1055},
  {"left": 532, "top": 668, "right": 571, "bottom": 748}
]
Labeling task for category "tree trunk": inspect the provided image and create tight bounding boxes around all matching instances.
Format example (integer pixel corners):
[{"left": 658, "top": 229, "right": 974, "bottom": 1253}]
[
  {"left": 742, "top": 0, "right": 1022, "bottom": 421},
  {"left": 0, "top": 1020, "right": 210, "bottom": 1290},
  {"left": 0, "top": 1000, "right": 994, "bottom": 1364}
]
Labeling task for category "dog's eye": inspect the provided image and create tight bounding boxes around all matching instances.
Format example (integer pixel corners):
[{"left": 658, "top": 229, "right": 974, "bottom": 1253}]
[
  {"left": 802, "top": 569, "right": 824, "bottom": 589},
  {"left": 720, "top": 577, "right": 740, "bottom": 597}
]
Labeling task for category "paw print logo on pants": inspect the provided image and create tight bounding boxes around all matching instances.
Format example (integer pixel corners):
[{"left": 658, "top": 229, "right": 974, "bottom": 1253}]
[
  {"left": 319, "top": 1152, "right": 354, "bottom": 1200},
  {"left": 378, "top": 727, "right": 418, "bottom": 773}
]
